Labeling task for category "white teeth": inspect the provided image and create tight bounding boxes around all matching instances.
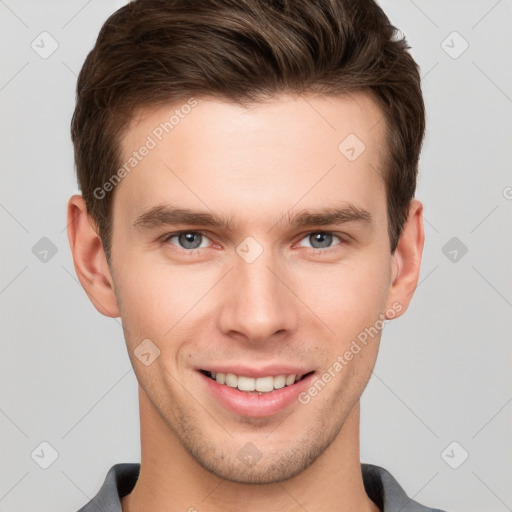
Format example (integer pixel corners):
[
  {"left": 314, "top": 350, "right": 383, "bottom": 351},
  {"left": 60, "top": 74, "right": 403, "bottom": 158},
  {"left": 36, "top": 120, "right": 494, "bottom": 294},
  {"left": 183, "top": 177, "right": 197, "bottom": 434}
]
[
  {"left": 285, "top": 374, "right": 296, "bottom": 386},
  {"left": 237, "top": 375, "right": 255, "bottom": 391},
  {"left": 210, "top": 372, "right": 304, "bottom": 392},
  {"left": 225, "top": 373, "right": 237, "bottom": 388},
  {"left": 273, "top": 375, "right": 286, "bottom": 389},
  {"left": 255, "top": 376, "right": 274, "bottom": 392}
]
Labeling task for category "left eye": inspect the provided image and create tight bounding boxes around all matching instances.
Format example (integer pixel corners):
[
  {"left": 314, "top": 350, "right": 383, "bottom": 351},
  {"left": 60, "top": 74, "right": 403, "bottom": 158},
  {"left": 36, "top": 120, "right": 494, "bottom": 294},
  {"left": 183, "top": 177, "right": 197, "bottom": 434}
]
[{"left": 298, "top": 232, "right": 342, "bottom": 250}]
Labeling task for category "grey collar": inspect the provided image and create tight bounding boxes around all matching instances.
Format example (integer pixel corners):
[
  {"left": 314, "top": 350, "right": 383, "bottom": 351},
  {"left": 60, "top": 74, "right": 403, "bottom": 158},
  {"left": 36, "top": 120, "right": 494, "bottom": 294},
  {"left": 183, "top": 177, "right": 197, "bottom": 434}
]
[{"left": 77, "top": 462, "right": 447, "bottom": 512}]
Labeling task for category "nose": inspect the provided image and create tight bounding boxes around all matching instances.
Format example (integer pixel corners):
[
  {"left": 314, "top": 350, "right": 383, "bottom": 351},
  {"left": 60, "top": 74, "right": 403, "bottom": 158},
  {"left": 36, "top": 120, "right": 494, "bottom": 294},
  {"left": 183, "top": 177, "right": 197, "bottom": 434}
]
[{"left": 217, "top": 250, "right": 299, "bottom": 345}]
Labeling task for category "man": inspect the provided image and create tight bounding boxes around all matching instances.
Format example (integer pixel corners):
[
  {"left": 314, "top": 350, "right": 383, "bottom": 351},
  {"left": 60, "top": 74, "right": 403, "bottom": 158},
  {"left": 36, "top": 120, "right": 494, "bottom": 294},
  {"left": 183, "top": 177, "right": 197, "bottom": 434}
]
[{"left": 68, "top": 0, "right": 447, "bottom": 511}]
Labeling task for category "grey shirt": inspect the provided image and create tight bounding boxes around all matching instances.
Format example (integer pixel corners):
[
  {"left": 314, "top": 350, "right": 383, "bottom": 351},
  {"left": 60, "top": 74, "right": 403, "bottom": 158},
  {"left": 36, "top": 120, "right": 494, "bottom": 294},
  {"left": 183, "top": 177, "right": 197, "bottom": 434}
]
[{"left": 76, "top": 462, "right": 448, "bottom": 512}]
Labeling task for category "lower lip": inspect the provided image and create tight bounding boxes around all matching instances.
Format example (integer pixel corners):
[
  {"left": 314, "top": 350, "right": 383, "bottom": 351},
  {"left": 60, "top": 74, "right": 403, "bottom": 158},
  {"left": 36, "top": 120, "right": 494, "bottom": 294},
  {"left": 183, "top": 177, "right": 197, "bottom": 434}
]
[{"left": 199, "top": 371, "right": 315, "bottom": 418}]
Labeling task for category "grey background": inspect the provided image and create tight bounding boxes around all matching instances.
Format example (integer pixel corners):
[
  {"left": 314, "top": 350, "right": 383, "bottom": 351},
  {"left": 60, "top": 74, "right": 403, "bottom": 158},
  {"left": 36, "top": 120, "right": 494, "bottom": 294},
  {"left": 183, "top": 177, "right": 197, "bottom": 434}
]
[{"left": 1, "top": 1, "right": 511, "bottom": 511}]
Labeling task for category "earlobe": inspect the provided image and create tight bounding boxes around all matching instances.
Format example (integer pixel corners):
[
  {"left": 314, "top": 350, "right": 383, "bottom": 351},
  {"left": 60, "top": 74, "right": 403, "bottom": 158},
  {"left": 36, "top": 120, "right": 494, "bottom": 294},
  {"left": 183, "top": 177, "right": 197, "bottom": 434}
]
[
  {"left": 385, "top": 199, "right": 425, "bottom": 319},
  {"left": 66, "top": 195, "right": 120, "bottom": 318}
]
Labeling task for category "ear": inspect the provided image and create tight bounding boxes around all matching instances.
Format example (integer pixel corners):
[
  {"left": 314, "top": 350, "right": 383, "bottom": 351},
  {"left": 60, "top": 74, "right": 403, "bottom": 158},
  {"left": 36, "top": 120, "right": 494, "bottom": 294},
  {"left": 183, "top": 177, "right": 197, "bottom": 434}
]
[
  {"left": 384, "top": 199, "right": 425, "bottom": 319},
  {"left": 66, "top": 195, "right": 120, "bottom": 317}
]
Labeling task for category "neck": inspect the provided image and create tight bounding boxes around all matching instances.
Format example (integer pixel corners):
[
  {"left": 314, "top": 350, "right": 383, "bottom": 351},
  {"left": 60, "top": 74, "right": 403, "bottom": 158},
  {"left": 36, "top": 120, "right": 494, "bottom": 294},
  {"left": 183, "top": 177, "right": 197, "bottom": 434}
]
[{"left": 121, "top": 387, "right": 380, "bottom": 512}]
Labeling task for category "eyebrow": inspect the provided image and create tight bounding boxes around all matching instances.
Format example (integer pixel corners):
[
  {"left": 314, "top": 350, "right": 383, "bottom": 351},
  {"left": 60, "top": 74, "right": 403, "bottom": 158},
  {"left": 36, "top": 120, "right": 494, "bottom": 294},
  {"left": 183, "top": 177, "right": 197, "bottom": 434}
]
[{"left": 132, "top": 203, "right": 373, "bottom": 232}]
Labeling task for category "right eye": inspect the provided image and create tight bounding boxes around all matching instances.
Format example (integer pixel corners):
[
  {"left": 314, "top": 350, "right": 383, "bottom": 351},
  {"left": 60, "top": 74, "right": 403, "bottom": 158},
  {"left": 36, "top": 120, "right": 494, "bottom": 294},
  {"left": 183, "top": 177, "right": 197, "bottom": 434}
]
[{"left": 163, "top": 231, "right": 212, "bottom": 251}]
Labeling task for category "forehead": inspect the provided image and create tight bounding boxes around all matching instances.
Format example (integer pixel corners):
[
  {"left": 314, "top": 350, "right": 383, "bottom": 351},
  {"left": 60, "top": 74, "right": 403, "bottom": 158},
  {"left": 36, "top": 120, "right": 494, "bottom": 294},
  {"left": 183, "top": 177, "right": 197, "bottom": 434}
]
[{"left": 114, "top": 92, "right": 388, "bottom": 230}]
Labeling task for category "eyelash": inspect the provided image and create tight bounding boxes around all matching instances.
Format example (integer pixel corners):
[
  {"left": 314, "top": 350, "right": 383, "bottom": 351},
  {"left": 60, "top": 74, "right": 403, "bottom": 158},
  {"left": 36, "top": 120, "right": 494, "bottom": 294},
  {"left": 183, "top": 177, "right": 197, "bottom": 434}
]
[{"left": 161, "top": 230, "right": 348, "bottom": 256}]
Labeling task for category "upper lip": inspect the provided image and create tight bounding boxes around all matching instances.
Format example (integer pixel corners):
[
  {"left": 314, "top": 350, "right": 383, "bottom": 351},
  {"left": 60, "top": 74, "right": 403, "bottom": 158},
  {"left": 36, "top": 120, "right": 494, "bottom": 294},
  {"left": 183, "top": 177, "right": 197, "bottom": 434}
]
[{"left": 199, "top": 365, "right": 314, "bottom": 378}]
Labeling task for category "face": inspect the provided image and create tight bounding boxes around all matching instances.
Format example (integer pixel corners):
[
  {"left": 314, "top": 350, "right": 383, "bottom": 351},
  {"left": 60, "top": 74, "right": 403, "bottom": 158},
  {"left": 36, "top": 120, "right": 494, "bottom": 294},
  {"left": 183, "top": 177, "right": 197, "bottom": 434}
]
[{"left": 101, "top": 92, "right": 404, "bottom": 483}]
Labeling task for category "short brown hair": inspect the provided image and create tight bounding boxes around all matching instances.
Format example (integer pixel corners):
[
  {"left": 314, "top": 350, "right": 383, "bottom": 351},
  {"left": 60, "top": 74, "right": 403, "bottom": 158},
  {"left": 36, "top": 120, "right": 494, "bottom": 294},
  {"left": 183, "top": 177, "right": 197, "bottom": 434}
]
[{"left": 71, "top": 0, "right": 425, "bottom": 261}]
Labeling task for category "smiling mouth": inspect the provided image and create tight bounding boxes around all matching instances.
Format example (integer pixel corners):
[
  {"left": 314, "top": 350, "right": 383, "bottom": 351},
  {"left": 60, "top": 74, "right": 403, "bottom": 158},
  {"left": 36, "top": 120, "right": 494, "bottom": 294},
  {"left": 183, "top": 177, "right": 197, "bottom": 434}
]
[{"left": 200, "top": 370, "right": 314, "bottom": 394}]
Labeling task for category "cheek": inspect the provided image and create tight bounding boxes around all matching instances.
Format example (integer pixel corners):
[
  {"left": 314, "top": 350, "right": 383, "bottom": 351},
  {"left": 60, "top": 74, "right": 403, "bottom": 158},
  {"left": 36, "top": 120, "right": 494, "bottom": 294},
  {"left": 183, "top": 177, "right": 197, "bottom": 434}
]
[
  {"left": 293, "top": 252, "right": 391, "bottom": 341},
  {"left": 113, "top": 257, "right": 215, "bottom": 342}
]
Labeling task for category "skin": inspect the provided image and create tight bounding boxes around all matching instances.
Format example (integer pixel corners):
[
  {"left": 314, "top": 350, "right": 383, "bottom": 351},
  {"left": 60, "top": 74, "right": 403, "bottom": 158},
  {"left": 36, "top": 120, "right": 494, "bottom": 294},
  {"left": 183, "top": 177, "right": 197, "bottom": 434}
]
[{"left": 67, "top": 92, "right": 424, "bottom": 512}]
